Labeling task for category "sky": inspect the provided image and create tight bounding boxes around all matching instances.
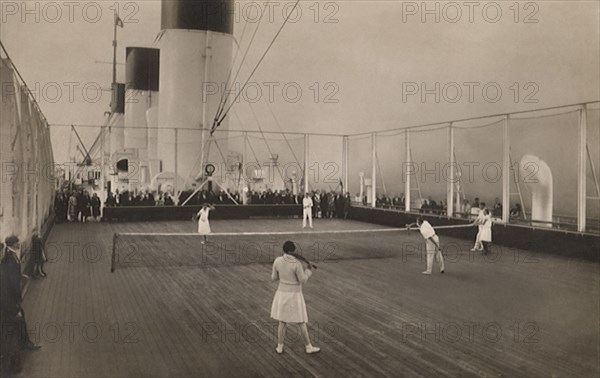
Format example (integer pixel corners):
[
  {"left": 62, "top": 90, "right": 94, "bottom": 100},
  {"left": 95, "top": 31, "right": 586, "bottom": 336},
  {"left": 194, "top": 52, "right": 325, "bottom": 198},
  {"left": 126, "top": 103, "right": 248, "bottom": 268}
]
[{"left": 1, "top": 0, "right": 599, "bottom": 168}]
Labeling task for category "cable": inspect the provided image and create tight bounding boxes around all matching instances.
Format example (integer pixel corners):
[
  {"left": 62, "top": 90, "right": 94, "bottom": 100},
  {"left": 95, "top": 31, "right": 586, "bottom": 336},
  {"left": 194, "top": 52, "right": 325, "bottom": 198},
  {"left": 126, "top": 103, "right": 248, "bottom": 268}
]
[
  {"left": 213, "top": 6, "right": 267, "bottom": 129},
  {"left": 213, "top": 0, "right": 301, "bottom": 132},
  {"left": 213, "top": 19, "right": 251, "bottom": 126},
  {"left": 232, "top": 42, "right": 305, "bottom": 171}
]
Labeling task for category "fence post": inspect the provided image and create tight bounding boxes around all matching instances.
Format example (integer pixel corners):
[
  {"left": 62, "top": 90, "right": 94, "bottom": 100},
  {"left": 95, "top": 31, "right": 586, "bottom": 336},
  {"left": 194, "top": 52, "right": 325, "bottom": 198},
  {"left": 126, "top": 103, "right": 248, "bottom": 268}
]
[
  {"left": 371, "top": 133, "right": 377, "bottom": 208},
  {"left": 404, "top": 129, "right": 411, "bottom": 212},
  {"left": 447, "top": 123, "right": 454, "bottom": 217},
  {"left": 578, "top": 105, "right": 587, "bottom": 232}
]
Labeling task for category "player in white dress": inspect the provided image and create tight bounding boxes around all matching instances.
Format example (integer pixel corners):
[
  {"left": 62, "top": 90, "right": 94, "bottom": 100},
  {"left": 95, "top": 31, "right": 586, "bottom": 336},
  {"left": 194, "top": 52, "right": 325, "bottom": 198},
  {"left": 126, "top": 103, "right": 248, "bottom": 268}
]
[
  {"left": 470, "top": 202, "right": 486, "bottom": 251},
  {"left": 407, "top": 218, "right": 445, "bottom": 275},
  {"left": 302, "top": 193, "right": 313, "bottom": 228},
  {"left": 270, "top": 241, "right": 320, "bottom": 355},
  {"left": 479, "top": 209, "right": 493, "bottom": 254},
  {"left": 195, "top": 203, "right": 215, "bottom": 244}
]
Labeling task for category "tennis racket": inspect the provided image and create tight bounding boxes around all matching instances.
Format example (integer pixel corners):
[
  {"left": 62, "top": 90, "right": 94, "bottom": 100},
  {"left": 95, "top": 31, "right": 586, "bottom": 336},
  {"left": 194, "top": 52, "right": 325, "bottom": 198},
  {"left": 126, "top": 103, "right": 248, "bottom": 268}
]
[{"left": 287, "top": 252, "right": 318, "bottom": 270}]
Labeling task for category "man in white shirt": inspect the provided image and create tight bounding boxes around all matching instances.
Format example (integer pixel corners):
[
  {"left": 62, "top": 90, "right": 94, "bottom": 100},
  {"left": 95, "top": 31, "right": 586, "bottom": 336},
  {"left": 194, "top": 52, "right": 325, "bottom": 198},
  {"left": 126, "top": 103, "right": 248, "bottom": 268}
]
[
  {"left": 407, "top": 218, "right": 445, "bottom": 275},
  {"left": 302, "top": 193, "right": 313, "bottom": 228}
]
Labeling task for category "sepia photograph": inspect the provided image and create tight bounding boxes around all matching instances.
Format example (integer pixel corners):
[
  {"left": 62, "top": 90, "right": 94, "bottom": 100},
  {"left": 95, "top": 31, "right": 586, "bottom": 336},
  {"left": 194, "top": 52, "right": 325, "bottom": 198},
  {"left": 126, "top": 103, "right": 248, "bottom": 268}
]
[{"left": 0, "top": 0, "right": 599, "bottom": 376}]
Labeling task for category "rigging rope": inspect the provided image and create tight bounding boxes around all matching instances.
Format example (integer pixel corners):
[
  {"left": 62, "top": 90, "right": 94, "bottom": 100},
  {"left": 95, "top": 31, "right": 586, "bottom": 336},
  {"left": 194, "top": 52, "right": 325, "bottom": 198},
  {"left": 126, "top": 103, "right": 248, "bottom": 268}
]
[
  {"left": 213, "top": 18, "right": 253, "bottom": 126},
  {"left": 213, "top": 0, "right": 301, "bottom": 133},
  {"left": 213, "top": 6, "right": 266, "bottom": 129}
]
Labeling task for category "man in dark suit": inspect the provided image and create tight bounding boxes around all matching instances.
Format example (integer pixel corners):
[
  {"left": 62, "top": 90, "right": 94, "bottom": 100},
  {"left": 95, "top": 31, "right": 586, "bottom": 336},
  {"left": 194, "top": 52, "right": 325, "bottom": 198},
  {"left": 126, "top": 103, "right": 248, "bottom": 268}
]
[
  {"left": 1, "top": 235, "right": 40, "bottom": 374},
  {"left": 76, "top": 190, "right": 85, "bottom": 221},
  {"left": 320, "top": 192, "right": 328, "bottom": 218}
]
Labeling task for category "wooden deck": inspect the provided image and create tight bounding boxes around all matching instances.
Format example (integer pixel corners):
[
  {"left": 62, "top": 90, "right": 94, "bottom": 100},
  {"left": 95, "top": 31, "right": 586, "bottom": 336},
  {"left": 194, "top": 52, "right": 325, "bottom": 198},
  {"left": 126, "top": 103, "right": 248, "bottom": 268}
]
[{"left": 16, "top": 219, "right": 600, "bottom": 377}]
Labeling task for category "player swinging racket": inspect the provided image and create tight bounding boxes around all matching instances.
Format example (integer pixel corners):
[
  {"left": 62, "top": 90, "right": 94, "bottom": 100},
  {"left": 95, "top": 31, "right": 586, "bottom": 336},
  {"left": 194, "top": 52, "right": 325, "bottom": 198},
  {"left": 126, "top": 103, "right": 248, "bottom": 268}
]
[
  {"left": 270, "top": 241, "right": 320, "bottom": 355},
  {"left": 406, "top": 217, "right": 445, "bottom": 275},
  {"left": 194, "top": 203, "right": 215, "bottom": 244}
]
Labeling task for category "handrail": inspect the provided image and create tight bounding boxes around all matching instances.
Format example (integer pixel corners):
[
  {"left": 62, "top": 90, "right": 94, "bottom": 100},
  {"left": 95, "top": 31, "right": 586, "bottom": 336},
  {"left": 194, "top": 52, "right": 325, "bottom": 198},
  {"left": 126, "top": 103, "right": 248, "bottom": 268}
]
[
  {"left": 350, "top": 100, "right": 600, "bottom": 137},
  {"left": 47, "top": 100, "right": 600, "bottom": 138}
]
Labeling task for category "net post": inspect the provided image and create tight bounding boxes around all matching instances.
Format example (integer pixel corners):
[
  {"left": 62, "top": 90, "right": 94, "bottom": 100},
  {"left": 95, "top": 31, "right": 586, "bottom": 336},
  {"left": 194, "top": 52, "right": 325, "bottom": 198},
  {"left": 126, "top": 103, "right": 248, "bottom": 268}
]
[
  {"left": 111, "top": 233, "right": 117, "bottom": 272},
  {"left": 371, "top": 132, "right": 377, "bottom": 208},
  {"left": 578, "top": 104, "right": 587, "bottom": 232}
]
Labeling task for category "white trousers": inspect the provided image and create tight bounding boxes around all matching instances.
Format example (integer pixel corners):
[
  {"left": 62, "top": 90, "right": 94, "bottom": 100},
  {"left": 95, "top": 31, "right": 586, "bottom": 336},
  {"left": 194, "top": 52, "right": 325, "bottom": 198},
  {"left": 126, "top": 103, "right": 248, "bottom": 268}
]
[
  {"left": 303, "top": 209, "right": 313, "bottom": 228},
  {"left": 425, "top": 235, "right": 445, "bottom": 273}
]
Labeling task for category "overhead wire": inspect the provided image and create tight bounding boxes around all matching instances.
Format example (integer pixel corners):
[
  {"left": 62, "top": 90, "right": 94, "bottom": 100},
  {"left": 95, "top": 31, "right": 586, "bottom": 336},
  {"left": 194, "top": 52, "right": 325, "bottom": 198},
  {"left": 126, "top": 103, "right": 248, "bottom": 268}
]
[{"left": 213, "top": 0, "right": 301, "bottom": 131}]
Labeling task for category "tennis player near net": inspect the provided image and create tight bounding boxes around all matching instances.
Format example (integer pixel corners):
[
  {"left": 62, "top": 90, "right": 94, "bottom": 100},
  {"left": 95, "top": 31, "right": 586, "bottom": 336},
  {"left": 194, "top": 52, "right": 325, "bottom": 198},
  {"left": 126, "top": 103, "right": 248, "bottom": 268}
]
[
  {"left": 270, "top": 241, "right": 320, "bottom": 355},
  {"left": 194, "top": 203, "right": 215, "bottom": 244},
  {"left": 407, "top": 217, "right": 445, "bottom": 275}
]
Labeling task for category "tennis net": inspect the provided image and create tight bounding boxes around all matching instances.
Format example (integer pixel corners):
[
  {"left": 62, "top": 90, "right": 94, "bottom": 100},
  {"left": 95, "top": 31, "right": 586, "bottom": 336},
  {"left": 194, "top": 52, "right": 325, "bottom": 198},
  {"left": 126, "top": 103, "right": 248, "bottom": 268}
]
[{"left": 110, "top": 224, "right": 472, "bottom": 272}]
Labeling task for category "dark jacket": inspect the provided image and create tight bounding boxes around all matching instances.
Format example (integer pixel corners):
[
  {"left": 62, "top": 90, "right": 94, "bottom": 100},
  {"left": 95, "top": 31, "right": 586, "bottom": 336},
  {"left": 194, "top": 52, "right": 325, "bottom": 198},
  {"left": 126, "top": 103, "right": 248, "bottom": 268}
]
[
  {"left": 0, "top": 249, "right": 22, "bottom": 318},
  {"left": 30, "top": 235, "right": 45, "bottom": 265}
]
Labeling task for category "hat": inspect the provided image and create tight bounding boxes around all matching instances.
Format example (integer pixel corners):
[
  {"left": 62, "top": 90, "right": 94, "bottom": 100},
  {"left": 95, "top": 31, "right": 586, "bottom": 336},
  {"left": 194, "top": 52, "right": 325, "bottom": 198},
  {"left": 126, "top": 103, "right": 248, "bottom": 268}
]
[
  {"left": 283, "top": 241, "right": 296, "bottom": 253},
  {"left": 5, "top": 235, "right": 19, "bottom": 247}
]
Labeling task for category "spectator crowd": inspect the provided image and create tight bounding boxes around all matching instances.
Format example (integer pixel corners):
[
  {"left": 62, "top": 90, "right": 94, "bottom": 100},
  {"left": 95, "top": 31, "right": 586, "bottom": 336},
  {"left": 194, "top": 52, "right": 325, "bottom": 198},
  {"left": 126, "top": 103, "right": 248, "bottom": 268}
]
[
  {"left": 54, "top": 187, "right": 523, "bottom": 223},
  {"left": 54, "top": 190, "right": 101, "bottom": 223}
]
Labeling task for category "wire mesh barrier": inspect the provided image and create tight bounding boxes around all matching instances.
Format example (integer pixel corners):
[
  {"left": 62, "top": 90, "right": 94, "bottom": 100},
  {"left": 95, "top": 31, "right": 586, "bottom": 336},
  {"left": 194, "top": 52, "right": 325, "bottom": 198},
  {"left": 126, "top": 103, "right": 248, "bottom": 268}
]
[
  {"left": 586, "top": 107, "right": 600, "bottom": 233},
  {"left": 110, "top": 224, "right": 472, "bottom": 272},
  {"left": 347, "top": 135, "right": 373, "bottom": 204},
  {"left": 54, "top": 101, "right": 600, "bottom": 233},
  {"left": 375, "top": 130, "right": 406, "bottom": 208},
  {"left": 509, "top": 110, "right": 579, "bottom": 223},
  {"left": 306, "top": 134, "right": 344, "bottom": 193},
  {"left": 453, "top": 119, "right": 504, "bottom": 218},
  {"left": 345, "top": 102, "right": 600, "bottom": 234},
  {"left": 408, "top": 125, "right": 450, "bottom": 212}
]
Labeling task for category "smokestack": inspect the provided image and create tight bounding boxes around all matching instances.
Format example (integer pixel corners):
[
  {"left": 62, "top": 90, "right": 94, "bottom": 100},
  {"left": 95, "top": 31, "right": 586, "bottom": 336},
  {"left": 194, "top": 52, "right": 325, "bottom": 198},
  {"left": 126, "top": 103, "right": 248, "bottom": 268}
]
[
  {"left": 157, "top": 0, "right": 234, "bottom": 190},
  {"left": 124, "top": 47, "right": 160, "bottom": 183},
  {"left": 109, "top": 83, "right": 125, "bottom": 157}
]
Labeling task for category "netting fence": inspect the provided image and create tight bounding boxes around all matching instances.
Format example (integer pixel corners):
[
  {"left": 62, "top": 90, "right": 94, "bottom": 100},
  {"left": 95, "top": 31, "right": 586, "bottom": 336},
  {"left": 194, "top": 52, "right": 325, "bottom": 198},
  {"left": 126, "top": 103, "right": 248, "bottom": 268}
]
[
  {"left": 54, "top": 101, "right": 600, "bottom": 233},
  {"left": 345, "top": 101, "right": 600, "bottom": 233}
]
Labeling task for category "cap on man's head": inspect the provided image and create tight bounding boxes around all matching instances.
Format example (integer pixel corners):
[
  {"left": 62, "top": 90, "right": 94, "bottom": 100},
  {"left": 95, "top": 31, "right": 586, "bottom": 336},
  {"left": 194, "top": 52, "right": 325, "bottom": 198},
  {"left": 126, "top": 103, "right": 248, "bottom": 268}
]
[
  {"left": 283, "top": 241, "right": 296, "bottom": 253},
  {"left": 5, "top": 235, "right": 19, "bottom": 247}
]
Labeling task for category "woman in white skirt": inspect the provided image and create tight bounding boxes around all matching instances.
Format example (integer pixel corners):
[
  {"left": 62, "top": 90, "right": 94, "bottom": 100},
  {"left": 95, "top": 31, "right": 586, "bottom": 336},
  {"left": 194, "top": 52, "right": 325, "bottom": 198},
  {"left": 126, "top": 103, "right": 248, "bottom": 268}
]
[
  {"left": 270, "top": 241, "right": 320, "bottom": 355},
  {"left": 195, "top": 203, "right": 215, "bottom": 244},
  {"left": 480, "top": 208, "right": 493, "bottom": 254}
]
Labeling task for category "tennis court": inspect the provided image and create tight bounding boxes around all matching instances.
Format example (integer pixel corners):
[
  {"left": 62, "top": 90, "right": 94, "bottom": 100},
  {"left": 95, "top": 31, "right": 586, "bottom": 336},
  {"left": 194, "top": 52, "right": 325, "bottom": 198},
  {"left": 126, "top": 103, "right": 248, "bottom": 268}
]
[{"left": 18, "top": 218, "right": 600, "bottom": 377}]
